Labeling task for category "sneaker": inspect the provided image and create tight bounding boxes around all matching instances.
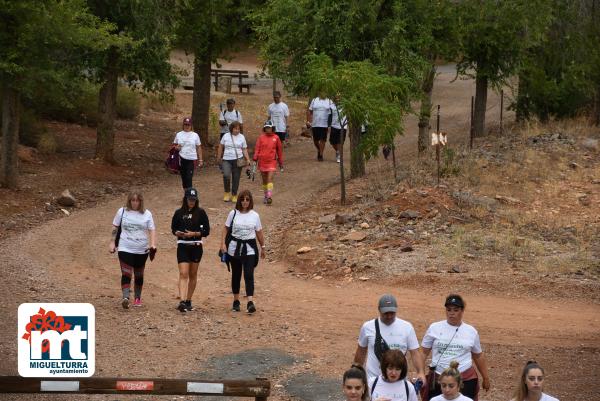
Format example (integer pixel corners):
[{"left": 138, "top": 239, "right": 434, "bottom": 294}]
[
  {"left": 133, "top": 298, "right": 142, "bottom": 307},
  {"left": 177, "top": 300, "right": 187, "bottom": 312},
  {"left": 317, "top": 154, "right": 324, "bottom": 162},
  {"left": 266, "top": 197, "right": 273, "bottom": 205},
  {"left": 336, "top": 152, "right": 341, "bottom": 163},
  {"left": 121, "top": 298, "right": 130, "bottom": 309},
  {"left": 185, "top": 300, "right": 194, "bottom": 311},
  {"left": 263, "top": 196, "right": 268, "bottom": 204},
  {"left": 232, "top": 300, "right": 241, "bottom": 312},
  {"left": 223, "top": 192, "right": 231, "bottom": 202},
  {"left": 247, "top": 301, "right": 256, "bottom": 314},
  {"left": 231, "top": 195, "right": 238, "bottom": 203}
]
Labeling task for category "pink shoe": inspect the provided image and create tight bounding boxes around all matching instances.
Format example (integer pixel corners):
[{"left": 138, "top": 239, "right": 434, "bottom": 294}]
[{"left": 133, "top": 298, "right": 142, "bottom": 307}]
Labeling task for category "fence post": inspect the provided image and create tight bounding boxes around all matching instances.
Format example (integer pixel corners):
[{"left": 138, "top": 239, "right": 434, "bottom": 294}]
[{"left": 470, "top": 96, "right": 474, "bottom": 149}]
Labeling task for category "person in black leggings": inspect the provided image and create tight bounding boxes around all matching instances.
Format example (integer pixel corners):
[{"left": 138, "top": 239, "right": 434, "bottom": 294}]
[
  {"left": 220, "top": 189, "right": 265, "bottom": 314},
  {"left": 173, "top": 117, "right": 203, "bottom": 190},
  {"left": 171, "top": 187, "right": 210, "bottom": 312}
]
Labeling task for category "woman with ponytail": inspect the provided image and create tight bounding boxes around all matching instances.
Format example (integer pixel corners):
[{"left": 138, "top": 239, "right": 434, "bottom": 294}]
[
  {"left": 342, "top": 364, "right": 369, "bottom": 401},
  {"left": 430, "top": 361, "right": 472, "bottom": 401},
  {"left": 511, "top": 361, "right": 559, "bottom": 401}
]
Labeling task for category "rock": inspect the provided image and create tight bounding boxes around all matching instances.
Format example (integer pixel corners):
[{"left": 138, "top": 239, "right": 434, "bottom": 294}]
[
  {"left": 416, "top": 190, "right": 428, "bottom": 197},
  {"left": 360, "top": 222, "right": 370, "bottom": 229},
  {"left": 60, "top": 208, "right": 70, "bottom": 216},
  {"left": 575, "top": 192, "right": 587, "bottom": 199},
  {"left": 343, "top": 267, "right": 352, "bottom": 274},
  {"left": 399, "top": 210, "right": 420, "bottom": 219},
  {"left": 400, "top": 245, "right": 413, "bottom": 252},
  {"left": 495, "top": 195, "right": 521, "bottom": 204},
  {"left": 335, "top": 214, "right": 352, "bottom": 225},
  {"left": 579, "top": 196, "right": 591, "bottom": 206},
  {"left": 592, "top": 179, "right": 600, "bottom": 184},
  {"left": 448, "top": 265, "right": 469, "bottom": 273},
  {"left": 318, "top": 214, "right": 336, "bottom": 224},
  {"left": 355, "top": 194, "right": 363, "bottom": 199},
  {"left": 359, "top": 276, "right": 369, "bottom": 281},
  {"left": 453, "top": 191, "right": 498, "bottom": 210},
  {"left": 296, "top": 246, "right": 312, "bottom": 254},
  {"left": 44, "top": 202, "right": 56, "bottom": 212},
  {"left": 568, "top": 161, "right": 581, "bottom": 169},
  {"left": 57, "top": 189, "right": 76, "bottom": 207},
  {"left": 425, "top": 267, "right": 437, "bottom": 273},
  {"left": 104, "top": 186, "right": 114, "bottom": 194},
  {"left": 312, "top": 275, "right": 323, "bottom": 280},
  {"left": 581, "top": 138, "right": 599, "bottom": 152},
  {"left": 342, "top": 231, "right": 367, "bottom": 242}
]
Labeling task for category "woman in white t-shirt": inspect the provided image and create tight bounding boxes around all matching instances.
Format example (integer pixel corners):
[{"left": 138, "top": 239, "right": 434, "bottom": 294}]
[
  {"left": 173, "top": 116, "right": 203, "bottom": 190},
  {"left": 217, "top": 121, "right": 251, "bottom": 203},
  {"left": 430, "top": 361, "right": 473, "bottom": 401},
  {"left": 511, "top": 361, "right": 559, "bottom": 401},
  {"left": 421, "top": 294, "right": 490, "bottom": 401},
  {"left": 109, "top": 192, "right": 156, "bottom": 309},
  {"left": 369, "top": 350, "right": 418, "bottom": 401},
  {"left": 220, "top": 189, "right": 265, "bottom": 314}
]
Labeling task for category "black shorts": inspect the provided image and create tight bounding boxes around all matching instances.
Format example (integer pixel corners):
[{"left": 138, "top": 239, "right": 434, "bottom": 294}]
[
  {"left": 118, "top": 251, "right": 149, "bottom": 268},
  {"left": 312, "top": 127, "right": 328, "bottom": 141},
  {"left": 276, "top": 131, "right": 286, "bottom": 142},
  {"left": 177, "top": 244, "right": 203, "bottom": 264},
  {"left": 329, "top": 128, "right": 346, "bottom": 145}
]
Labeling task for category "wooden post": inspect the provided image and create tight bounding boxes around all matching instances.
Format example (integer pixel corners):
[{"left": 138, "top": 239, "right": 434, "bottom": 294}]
[
  {"left": 238, "top": 72, "right": 243, "bottom": 93},
  {"left": 272, "top": 77, "right": 277, "bottom": 92},
  {"left": 436, "top": 105, "right": 441, "bottom": 185},
  {"left": 500, "top": 89, "right": 504, "bottom": 135},
  {"left": 470, "top": 96, "right": 474, "bottom": 149}
]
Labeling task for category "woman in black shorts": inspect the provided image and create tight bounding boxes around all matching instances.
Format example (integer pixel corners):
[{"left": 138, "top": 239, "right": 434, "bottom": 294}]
[{"left": 171, "top": 187, "right": 210, "bottom": 312}]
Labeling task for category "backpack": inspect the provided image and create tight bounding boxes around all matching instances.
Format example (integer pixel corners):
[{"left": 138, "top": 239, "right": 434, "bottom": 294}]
[{"left": 165, "top": 145, "right": 181, "bottom": 174}]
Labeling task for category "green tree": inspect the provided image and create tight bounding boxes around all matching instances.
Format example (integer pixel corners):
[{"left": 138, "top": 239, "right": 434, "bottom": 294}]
[
  {"left": 175, "top": 0, "right": 256, "bottom": 146},
  {"left": 0, "top": 0, "right": 113, "bottom": 188},
  {"left": 457, "top": 0, "right": 552, "bottom": 137},
  {"left": 305, "top": 54, "right": 420, "bottom": 180},
  {"left": 88, "top": 0, "right": 178, "bottom": 163}
]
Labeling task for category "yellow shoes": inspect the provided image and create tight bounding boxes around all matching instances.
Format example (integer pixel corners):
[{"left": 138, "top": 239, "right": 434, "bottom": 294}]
[
  {"left": 231, "top": 195, "right": 238, "bottom": 203},
  {"left": 223, "top": 192, "right": 231, "bottom": 202}
]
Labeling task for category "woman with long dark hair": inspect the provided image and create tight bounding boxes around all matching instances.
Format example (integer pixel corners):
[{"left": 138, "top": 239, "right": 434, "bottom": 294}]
[
  {"left": 220, "top": 189, "right": 265, "bottom": 314},
  {"left": 109, "top": 192, "right": 156, "bottom": 309},
  {"left": 342, "top": 364, "right": 369, "bottom": 401},
  {"left": 171, "top": 187, "right": 210, "bottom": 312},
  {"left": 511, "top": 361, "right": 559, "bottom": 401}
]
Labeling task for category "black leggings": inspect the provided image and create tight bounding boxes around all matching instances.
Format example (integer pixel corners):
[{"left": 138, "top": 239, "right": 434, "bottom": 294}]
[
  {"left": 180, "top": 157, "right": 195, "bottom": 189},
  {"left": 230, "top": 255, "right": 255, "bottom": 296},
  {"left": 118, "top": 251, "right": 148, "bottom": 299}
]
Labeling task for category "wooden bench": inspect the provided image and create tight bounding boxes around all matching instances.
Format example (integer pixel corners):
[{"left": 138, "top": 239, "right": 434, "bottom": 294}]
[{"left": 179, "top": 69, "right": 256, "bottom": 93}]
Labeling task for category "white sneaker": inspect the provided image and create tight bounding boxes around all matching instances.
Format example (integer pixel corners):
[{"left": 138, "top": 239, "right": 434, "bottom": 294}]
[{"left": 336, "top": 152, "right": 341, "bottom": 163}]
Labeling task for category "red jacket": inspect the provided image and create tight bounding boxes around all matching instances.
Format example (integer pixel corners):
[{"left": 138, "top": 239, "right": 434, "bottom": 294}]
[{"left": 253, "top": 133, "right": 283, "bottom": 166}]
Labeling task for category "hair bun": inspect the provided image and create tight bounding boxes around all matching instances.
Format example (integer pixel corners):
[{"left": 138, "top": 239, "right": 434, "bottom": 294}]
[{"left": 449, "top": 361, "right": 460, "bottom": 369}]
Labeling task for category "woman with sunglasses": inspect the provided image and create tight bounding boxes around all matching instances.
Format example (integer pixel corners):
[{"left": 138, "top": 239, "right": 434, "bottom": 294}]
[
  {"left": 109, "top": 192, "right": 156, "bottom": 309},
  {"left": 173, "top": 116, "right": 203, "bottom": 190},
  {"left": 220, "top": 189, "right": 266, "bottom": 314}
]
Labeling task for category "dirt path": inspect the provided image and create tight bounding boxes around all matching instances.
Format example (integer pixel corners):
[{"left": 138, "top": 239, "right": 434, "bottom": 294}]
[{"left": 0, "top": 66, "right": 598, "bottom": 401}]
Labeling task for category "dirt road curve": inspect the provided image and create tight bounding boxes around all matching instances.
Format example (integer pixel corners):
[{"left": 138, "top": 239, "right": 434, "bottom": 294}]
[{"left": 0, "top": 67, "right": 599, "bottom": 401}]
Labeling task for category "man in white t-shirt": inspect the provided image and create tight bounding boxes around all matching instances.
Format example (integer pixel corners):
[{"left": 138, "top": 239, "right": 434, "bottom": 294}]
[
  {"left": 354, "top": 294, "right": 426, "bottom": 385},
  {"left": 306, "top": 94, "right": 332, "bottom": 161},
  {"left": 219, "top": 98, "right": 244, "bottom": 138},
  {"left": 267, "top": 91, "right": 290, "bottom": 146}
]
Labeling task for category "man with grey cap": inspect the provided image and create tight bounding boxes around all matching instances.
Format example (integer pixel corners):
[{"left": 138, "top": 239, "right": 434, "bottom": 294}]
[{"left": 353, "top": 294, "right": 426, "bottom": 384}]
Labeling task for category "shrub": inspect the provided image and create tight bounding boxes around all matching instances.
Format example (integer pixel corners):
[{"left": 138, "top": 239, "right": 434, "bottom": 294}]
[
  {"left": 37, "top": 131, "right": 58, "bottom": 154},
  {"left": 116, "top": 86, "right": 141, "bottom": 119}
]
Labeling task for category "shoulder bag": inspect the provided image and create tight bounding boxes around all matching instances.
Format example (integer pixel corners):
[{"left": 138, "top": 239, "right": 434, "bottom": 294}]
[
  {"left": 115, "top": 208, "right": 125, "bottom": 247},
  {"left": 231, "top": 133, "right": 247, "bottom": 168},
  {"left": 374, "top": 318, "right": 391, "bottom": 362}
]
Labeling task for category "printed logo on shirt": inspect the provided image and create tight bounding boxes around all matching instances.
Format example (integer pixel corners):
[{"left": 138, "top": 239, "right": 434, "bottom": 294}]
[{"left": 18, "top": 303, "right": 95, "bottom": 377}]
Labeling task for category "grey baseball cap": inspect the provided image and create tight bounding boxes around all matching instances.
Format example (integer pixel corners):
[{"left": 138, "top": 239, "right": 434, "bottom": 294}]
[{"left": 378, "top": 294, "right": 398, "bottom": 313}]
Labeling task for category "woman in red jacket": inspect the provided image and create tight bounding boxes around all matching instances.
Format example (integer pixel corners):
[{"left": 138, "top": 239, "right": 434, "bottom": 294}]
[{"left": 253, "top": 120, "right": 283, "bottom": 205}]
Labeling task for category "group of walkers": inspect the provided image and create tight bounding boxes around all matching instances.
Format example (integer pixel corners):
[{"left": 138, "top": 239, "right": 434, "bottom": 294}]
[
  {"left": 343, "top": 294, "right": 559, "bottom": 401},
  {"left": 109, "top": 185, "right": 265, "bottom": 314}
]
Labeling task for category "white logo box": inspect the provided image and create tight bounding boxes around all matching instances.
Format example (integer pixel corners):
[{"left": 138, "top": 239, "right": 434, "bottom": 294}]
[{"left": 18, "top": 303, "right": 95, "bottom": 377}]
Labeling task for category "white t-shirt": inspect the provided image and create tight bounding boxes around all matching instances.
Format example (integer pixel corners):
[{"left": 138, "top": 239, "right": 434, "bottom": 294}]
[
  {"left": 331, "top": 103, "right": 347, "bottom": 129},
  {"left": 510, "top": 394, "right": 559, "bottom": 401},
  {"left": 220, "top": 133, "right": 248, "bottom": 161},
  {"left": 113, "top": 208, "right": 155, "bottom": 254},
  {"left": 430, "top": 394, "right": 473, "bottom": 401},
  {"left": 421, "top": 321, "right": 482, "bottom": 374},
  {"left": 268, "top": 102, "right": 290, "bottom": 132},
  {"left": 369, "top": 376, "right": 418, "bottom": 401},
  {"left": 174, "top": 130, "right": 201, "bottom": 160},
  {"left": 309, "top": 97, "right": 332, "bottom": 128},
  {"left": 358, "top": 318, "right": 420, "bottom": 381},
  {"left": 225, "top": 210, "right": 262, "bottom": 256},
  {"left": 220, "top": 109, "right": 243, "bottom": 134}
]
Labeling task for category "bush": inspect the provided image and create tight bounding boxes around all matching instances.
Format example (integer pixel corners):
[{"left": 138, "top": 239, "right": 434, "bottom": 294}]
[
  {"left": 116, "top": 86, "right": 141, "bottom": 119},
  {"left": 37, "top": 131, "right": 58, "bottom": 154},
  {"left": 18, "top": 108, "right": 45, "bottom": 148}
]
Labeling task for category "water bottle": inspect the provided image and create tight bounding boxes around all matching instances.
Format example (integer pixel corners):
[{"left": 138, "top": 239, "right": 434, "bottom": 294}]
[
  {"left": 414, "top": 379, "right": 423, "bottom": 393},
  {"left": 220, "top": 252, "right": 228, "bottom": 263}
]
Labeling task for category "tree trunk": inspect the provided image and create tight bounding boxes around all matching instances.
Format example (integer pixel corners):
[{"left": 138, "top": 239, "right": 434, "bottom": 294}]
[
  {"left": 474, "top": 73, "right": 488, "bottom": 137},
  {"left": 515, "top": 69, "right": 529, "bottom": 122},
  {"left": 348, "top": 122, "right": 365, "bottom": 178},
  {"left": 1, "top": 85, "right": 21, "bottom": 189},
  {"left": 192, "top": 55, "right": 212, "bottom": 147},
  {"left": 418, "top": 65, "right": 436, "bottom": 154},
  {"left": 595, "top": 85, "right": 600, "bottom": 126},
  {"left": 95, "top": 47, "right": 119, "bottom": 164}
]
